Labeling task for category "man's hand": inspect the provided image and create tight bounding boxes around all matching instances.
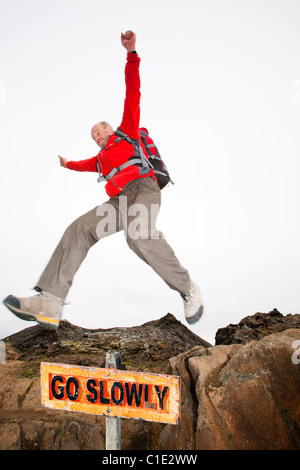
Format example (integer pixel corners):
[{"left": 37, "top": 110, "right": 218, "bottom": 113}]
[
  {"left": 58, "top": 155, "right": 68, "bottom": 168},
  {"left": 121, "top": 30, "right": 136, "bottom": 52}
]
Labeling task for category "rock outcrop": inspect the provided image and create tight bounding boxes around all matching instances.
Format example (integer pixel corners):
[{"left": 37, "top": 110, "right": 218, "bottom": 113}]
[
  {"left": 161, "top": 329, "right": 300, "bottom": 450},
  {"left": 0, "top": 310, "right": 299, "bottom": 450},
  {"left": 0, "top": 314, "right": 210, "bottom": 450},
  {"left": 3, "top": 313, "right": 211, "bottom": 372},
  {"left": 215, "top": 308, "right": 300, "bottom": 345}
]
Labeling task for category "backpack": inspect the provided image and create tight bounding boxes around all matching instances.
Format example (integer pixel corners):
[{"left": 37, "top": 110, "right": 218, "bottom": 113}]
[
  {"left": 139, "top": 128, "right": 174, "bottom": 189},
  {"left": 97, "top": 127, "right": 174, "bottom": 190}
]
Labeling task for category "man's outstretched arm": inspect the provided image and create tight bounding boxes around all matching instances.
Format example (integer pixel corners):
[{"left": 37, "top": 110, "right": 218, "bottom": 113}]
[
  {"left": 57, "top": 31, "right": 139, "bottom": 172},
  {"left": 58, "top": 154, "right": 98, "bottom": 172},
  {"left": 119, "top": 31, "right": 141, "bottom": 140}
]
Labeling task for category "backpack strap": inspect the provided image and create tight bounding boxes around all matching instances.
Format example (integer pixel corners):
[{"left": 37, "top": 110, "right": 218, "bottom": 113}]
[{"left": 115, "top": 127, "right": 152, "bottom": 170}]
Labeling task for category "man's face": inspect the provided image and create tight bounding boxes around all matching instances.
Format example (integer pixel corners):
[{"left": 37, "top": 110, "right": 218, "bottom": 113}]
[{"left": 91, "top": 124, "right": 110, "bottom": 149}]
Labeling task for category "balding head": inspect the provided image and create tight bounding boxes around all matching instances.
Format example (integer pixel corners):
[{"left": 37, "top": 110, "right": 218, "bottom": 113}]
[{"left": 91, "top": 121, "right": 114, "bottom": 148}]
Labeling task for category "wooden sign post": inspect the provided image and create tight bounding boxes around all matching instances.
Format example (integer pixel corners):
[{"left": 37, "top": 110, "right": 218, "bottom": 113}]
[{"left": 40, "top": 354, "right": 181, "bottom": 449}]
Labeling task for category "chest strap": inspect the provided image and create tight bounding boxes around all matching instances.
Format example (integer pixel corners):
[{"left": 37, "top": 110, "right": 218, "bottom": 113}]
[{"left": 97, "top": 158, "right": 144, "bottom": 183}]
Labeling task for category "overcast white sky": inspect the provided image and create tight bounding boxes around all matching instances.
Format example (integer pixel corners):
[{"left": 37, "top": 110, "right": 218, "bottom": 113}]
[{"left": 0, "top": 0, "right": 299, "bottom": 345}]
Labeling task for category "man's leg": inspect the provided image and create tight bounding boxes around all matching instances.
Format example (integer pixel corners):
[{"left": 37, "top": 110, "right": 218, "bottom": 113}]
[
  {"left": 121, "top": 178, "right": 191, "bottom": 294},
  {"left": 35, "top": 203, "right": 119, "bottom": 300},
  {"left": 119, "top": 177, "right": 204, "bottom": 324},
  {"left": 3, "top": 201, "right": 120, "bottom": 328}
]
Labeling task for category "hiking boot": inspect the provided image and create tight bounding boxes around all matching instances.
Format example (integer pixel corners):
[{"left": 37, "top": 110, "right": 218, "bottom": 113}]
[
  {"left": 3, "top": 290, "right": 64, "bottom": 330},
  {"left": 181, "top": 281, "right": 204, "bottom": 324}
]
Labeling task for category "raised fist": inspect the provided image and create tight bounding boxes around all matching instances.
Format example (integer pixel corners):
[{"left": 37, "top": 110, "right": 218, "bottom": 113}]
[{"left": 121, "top": 30, "right": 136, "bottom": 52}]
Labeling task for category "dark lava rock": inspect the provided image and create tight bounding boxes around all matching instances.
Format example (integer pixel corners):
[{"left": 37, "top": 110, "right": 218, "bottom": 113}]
[
  {"left": 3, "top": 313, "right": 211, "bottom": 373},
  {"left": 215, "top": 308, "right": 300, "bottom": 345}
]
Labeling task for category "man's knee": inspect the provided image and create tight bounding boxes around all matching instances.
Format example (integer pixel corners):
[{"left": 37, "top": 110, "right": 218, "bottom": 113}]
[
  {"left": 63, "top": 218, "right": 92, "bottom": 246},
  {"left": 126, "top": 230, "right": 163, "bottom": 257}
]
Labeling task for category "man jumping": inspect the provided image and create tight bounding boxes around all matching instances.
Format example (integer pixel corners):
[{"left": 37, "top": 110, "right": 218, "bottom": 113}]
[{"left": 3, "top": 31, "right": 204, "bottom": 329}]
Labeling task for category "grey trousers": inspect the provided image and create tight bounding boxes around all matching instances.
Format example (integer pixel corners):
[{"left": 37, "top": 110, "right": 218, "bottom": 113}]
[{"left": 36, "top": 178, "right": 191, "bottom": 300}]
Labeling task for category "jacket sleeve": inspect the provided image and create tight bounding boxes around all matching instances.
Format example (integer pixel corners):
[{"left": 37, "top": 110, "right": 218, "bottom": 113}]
[
  {"left": 118, "top": 52, "right": 141, "bottom": 140},
  {"left": 66, "top": 156, "right": 98, "bottom": 172}
]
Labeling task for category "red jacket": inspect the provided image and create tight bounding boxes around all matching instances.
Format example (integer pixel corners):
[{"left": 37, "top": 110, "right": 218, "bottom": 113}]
[{"left": 66, "top": 52, "right": 155, "bottom": 197}]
